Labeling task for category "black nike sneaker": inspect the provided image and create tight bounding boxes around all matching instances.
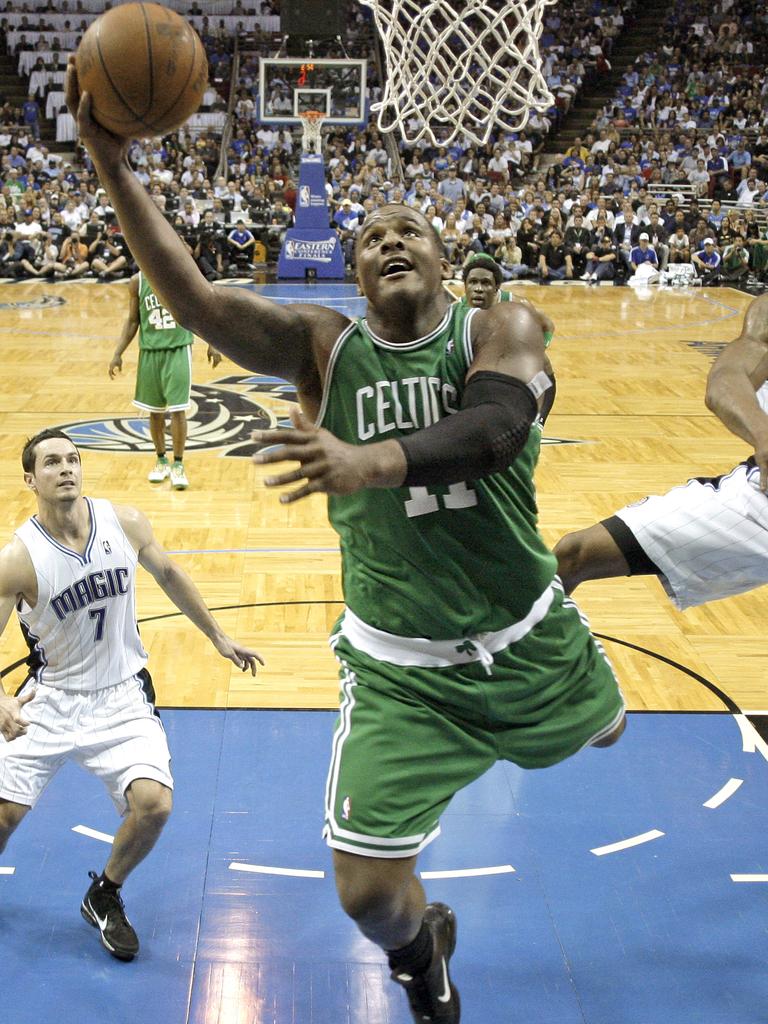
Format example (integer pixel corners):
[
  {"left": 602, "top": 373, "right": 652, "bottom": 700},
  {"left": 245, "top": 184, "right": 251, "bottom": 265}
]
[
  {"left": 391, "top": 902, "right": 461, "bottom": 1023},
  {"left": 80, "top": 871, "right": 139, "bottom": 962}
]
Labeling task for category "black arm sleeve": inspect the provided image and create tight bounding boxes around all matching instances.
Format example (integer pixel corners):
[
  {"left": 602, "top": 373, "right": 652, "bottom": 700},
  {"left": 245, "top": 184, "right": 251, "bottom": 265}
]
[{"left": 398, "top": 371, "right": 538, "bottom": 486}]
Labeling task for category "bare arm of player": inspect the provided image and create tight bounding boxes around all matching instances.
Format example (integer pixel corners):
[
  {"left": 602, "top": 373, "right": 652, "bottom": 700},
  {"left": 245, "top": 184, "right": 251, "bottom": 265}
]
[
  {"left": 66, "top": 61, "right": 342, "bottom": 386},
  {"left": 705, "top": 295, "right": 768, "bottom": 491},
  {"left": 0, "top": 540, "right": 38, "bottom": 740},
  {"left": 114, "top": 506, "right": 264, "bottom": 674},
  {"left": 109, "top": 273, "right": 139, "bottom": 378},
  {"left": 252, "top": 304, "right": 547, "bottom": 502}
]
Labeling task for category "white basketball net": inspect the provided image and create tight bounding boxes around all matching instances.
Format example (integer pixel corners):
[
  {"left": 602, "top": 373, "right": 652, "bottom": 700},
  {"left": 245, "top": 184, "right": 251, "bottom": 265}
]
[
  {"left": 359, "top": 0, "right": 557, "bottom": 147},
  {"left": 299, "top": 110, "right": 325, "bottom": 153}
]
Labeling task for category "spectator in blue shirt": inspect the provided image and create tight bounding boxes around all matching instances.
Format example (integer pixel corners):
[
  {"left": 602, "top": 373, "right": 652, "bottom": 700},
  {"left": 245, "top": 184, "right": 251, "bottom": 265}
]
[
  {"left": 629, "top": 233, "right": 659, "bottom": 274},
  {"left": 691, "top": 237, "right": 721, "bottom": 284},
  {"left": 728, "top": 141, "right": 752, "bottom": 186},
  {"left": 22, "top": 94, "right": 41, "bottom": 140}
]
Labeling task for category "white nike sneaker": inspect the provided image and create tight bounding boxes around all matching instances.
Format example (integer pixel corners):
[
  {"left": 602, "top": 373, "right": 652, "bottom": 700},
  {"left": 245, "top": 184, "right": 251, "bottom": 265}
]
[
  {"left": 391, "top": 902, "right": 460, "bottom": 1022},
  {"left": 170, "top": 462, "right": 189, "bottom": 490},
  {"left": 148, "top": 457, "right": 170, "bottom": 483}
]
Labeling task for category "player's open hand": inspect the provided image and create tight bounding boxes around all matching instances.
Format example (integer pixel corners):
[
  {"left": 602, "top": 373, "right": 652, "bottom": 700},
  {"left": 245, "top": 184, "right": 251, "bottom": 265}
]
[
  {"left": 252, "top": 408, "right": 402, "bottom": 503},
  {"left": 0, "top": 689, "right": 36, "bottom": 742},
  {"left": 65, "top": 57, "right": 130, "bottom": 166},
  {"left": 211, "top": 635, "right": 264, "bottom": 675},
  {"left": 207, "top": 346, "right": 222, "bottom": 368}
]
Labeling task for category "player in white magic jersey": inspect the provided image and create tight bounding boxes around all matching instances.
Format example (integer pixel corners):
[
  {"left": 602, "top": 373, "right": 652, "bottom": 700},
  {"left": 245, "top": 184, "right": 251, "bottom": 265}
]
[
  {"left": 555, "top": 294, "right": 768, "bottom": 608},
  {"left": 0, "top": 429, "right": 263, "bottom": 962}
]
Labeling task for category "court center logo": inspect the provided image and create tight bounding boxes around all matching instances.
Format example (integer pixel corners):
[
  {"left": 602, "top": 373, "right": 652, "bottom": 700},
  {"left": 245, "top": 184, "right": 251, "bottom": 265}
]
[
  {"left": 55, "top": 373, "right": 586, "bottom": 456},
  {"left": 57, "top": 375, "right": 296, "bottom": 458},
  {"left": 0, "top": 294, "right": 66, "bottom": 310}
]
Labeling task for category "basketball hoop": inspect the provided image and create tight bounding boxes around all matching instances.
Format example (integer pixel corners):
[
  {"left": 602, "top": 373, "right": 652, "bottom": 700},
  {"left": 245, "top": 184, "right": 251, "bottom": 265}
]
[
  {"left": 299, "top": 109, "right": 326, "bottom": 153},
  {"left": 358, "top": 0, "right": 557, "bottom": 147}
]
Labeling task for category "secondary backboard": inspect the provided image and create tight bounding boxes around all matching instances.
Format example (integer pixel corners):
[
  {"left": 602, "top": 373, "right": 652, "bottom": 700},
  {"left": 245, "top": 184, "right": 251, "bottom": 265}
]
[{"left": 259, "top": 58, "right": 367, "bottom": 125}]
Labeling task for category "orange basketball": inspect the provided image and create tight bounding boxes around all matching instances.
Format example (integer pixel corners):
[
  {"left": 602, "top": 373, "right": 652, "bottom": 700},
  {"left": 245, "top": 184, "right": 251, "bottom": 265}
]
[{"left": 75, "top": 3, "right": 208, "bottom": 138}]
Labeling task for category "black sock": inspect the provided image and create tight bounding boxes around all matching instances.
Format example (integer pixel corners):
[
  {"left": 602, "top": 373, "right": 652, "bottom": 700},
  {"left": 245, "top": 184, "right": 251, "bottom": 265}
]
[
  {"left": 99, "top": 872, "right": 121, "bottom": 892},
  {"left": 386, "top": 919, "right": 433, "bottom": 975}
]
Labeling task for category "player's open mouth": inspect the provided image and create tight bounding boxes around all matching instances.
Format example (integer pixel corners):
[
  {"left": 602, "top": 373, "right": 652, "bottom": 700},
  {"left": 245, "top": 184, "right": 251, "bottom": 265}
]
[{"left": 381, "top": 257, "right": 413, "bottom": 277}]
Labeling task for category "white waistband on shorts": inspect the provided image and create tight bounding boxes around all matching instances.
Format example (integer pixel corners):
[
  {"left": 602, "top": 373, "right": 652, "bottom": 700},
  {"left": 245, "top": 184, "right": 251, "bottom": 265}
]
[{"left": 337, "top": 584, "right": 555, "bottom": 675}]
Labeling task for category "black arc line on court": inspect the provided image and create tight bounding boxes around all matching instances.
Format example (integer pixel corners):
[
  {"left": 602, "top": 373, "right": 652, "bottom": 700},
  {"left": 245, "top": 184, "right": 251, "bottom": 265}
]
[{"left": 1, "top": 603, "right": 741, "bottom": 715}]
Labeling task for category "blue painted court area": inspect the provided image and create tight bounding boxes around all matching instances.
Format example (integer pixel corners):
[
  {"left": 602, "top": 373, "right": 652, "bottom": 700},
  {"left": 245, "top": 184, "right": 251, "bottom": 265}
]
[
  {"left": 226, "top": 280, "right": 368, "bottom": 319},
  {"left": 2, "top": 710, "right": 768, "bottom": 1024}
]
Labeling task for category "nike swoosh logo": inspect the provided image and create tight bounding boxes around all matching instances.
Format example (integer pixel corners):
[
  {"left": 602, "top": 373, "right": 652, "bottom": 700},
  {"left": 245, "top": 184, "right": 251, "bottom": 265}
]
[
  {"left": 88, "top": 901, "right": 109, "bottom": 931},
  {"left": 438, "top": 957, "right": 451, "bottom": 1003}
]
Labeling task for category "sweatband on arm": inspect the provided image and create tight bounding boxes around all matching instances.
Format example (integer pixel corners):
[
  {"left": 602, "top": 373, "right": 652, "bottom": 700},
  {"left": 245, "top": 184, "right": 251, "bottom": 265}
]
[{"left": 399, "top": 371, "right": 538, "bottom": 486}]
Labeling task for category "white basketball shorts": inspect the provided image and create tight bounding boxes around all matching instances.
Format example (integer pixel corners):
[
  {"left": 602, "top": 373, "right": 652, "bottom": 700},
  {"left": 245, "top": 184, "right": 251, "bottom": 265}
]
[
  {"left": 0, "top": 670, "right": 173, "bottom": 813},
  {"left": 613, "top": 459, "right": 768, "bottom": 610}
]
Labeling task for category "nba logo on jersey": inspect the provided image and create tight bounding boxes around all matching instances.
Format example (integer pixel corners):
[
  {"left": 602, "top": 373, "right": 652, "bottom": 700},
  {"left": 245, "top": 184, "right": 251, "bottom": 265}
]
[
  {"left": 446, "top": 339, "right": 455, "bottom": 354},
  {"left": 103, "top": 540, "right": 112, "bottom": 554},
  {"left": 341, "top": 796, "right": 352, "bottom": 821}
]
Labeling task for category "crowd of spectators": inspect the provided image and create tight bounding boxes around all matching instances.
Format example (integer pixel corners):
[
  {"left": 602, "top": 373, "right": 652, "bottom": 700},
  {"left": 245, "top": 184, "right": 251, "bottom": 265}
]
[{"left": 0, "top": 0, "right": 766, "bottom": 289}]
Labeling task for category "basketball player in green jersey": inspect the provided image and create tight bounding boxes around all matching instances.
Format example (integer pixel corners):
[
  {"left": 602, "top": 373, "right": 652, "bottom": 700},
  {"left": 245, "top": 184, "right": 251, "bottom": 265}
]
[
  {"left": 109, "top": 273, "right": 221, "bottom": 490},
  {"left": 460, "top": 253, "right": 557, "bottom": 421},
  {"left": 70, "top": 66, "right": 625, "bottom": 1023}
]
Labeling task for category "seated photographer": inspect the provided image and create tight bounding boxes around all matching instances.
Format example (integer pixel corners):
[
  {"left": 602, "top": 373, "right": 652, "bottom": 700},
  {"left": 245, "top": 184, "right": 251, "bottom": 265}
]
[
  {"left": 88, "top": 231, "right": 129, "bottom": 280},
  {"left": 719, "top": 235, "right": 750, "bottom": 284},
  {"left": 194, "top": 230, "right": 226, "bottom": 282},
  {"left": 52, "top": 233, "right": 89, "bottom": 278},
  {"left": 583, "top": 233, "right": 618, "bottom": 283},
  {"left": 23, "top": 232, "right": 58, "bottom": 277}
]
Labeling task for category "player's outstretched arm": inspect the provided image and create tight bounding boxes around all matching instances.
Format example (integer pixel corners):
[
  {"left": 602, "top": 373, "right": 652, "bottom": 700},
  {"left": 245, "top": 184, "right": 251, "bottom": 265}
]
[
  {"left": 706, "top": 294, "right": 768, "bottom": 491},
  {"left": 66, "top": 60, "right": 329, "bottom": 384},
  {"left": 0, "top": 541, "right": 37, "bottom": 740},
  {"left": 115, "top": 506, "right": 264, "bottom": 674},
  {"left": 252, "top": 304, "right": 550, "bottom": 501},
  {"left": 109, "top": 273, "right": 139, "bottom": 378}
]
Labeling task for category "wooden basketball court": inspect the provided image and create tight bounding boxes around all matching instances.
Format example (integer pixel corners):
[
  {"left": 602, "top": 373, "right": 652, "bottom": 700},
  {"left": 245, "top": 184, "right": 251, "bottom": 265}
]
[{"left": 0, "top": 279, "right": 763, "bottom": 715}]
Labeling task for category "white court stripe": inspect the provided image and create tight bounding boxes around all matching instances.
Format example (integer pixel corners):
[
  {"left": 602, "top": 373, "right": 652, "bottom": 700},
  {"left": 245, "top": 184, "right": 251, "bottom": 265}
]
[
  {"left": 734, "top": 714, "right": 768, "bottom": 762},
  {"left": 734, "top": 714, "right": 756, "bottom": 753},
  {"left": 591, "top": 830, "right": 665, "bottom": 856},
  {"left": 229, "top": 862, "right": 325, "bottom": 879},
  {"left": 72, "top": 825, "right": 115, "bottom": 844},
  {"left": 0, "top": 867, "right": 15, "bottom": 875},
  {"left": 731, "top": 874, "right": 768, "bottom": 883},
  {"left": 420, "top": 865, "right": 516, "bottom": 880},
  {"left": 703, "top": 778, "right": 744, "bottom": 809}
]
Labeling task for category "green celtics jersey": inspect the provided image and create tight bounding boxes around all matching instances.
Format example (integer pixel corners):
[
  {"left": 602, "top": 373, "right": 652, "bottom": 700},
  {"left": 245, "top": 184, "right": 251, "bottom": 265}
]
[
  {"left": 138, "top": 272, "right": 193, "bottom": 351},
  {"left": 318, "top": 302, "right": 557, "bottom": 640},
  {"left": 458, "top": 290, "right": 554, "bottom": 347}
]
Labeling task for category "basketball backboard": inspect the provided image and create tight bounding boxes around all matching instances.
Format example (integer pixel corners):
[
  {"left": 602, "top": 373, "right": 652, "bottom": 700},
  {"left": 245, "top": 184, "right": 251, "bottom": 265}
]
[{"left": 259, "top": 58, "right": 367, "bottom": 125}]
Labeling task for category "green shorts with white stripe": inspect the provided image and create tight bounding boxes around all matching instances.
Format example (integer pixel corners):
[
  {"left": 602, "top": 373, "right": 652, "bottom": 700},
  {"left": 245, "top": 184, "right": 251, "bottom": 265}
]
[{"left": 323, "top": 584, "right": 624, "bottom": 858}]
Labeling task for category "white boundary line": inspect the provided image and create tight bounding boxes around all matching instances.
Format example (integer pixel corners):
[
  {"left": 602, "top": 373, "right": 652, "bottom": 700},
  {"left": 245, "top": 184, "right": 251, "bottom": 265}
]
[
  {"left": 0, "top": 867, "right": 15, "bottom": 875},
  {"left": 421, "top": 865, "right": 516, "bottom": 879},
  {"left": 229, "top": 861, "right": 325, "bottom": 879},
  {"left": 591, "top": 830, "right": 665, "bottom": 856},
  {"left": 703, "top": 777, "right": 744, "bottom": 809},
  {"left": 731, "top": 874, "right": 768, "bottom": 883},
  {"left": 734, "top": 714, "right": 768, "bottom": 762},
  {"left": 72, "top": 825, "right": 114, "bottom": 844}
]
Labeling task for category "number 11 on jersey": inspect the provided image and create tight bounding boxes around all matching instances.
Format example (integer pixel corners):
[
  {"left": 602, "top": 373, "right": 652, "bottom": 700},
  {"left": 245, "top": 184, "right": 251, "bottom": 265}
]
[{"left": 404, "top": 482, "right": 478, "bottom": 518}]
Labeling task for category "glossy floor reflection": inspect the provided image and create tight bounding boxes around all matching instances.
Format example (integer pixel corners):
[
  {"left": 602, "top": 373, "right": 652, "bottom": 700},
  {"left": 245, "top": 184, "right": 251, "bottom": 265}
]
[{"left": 2, "top": 709, "right": 767, "bottom": 1024}]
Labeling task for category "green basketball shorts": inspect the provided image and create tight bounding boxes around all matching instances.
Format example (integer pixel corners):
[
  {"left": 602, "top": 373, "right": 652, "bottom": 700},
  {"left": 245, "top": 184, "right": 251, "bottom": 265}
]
[
  {"left": 323, "top": 583, "right": 624, "bottom": 858},
  {"left": 133, "top": 345, "right": 192, "bottom": 412}
]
